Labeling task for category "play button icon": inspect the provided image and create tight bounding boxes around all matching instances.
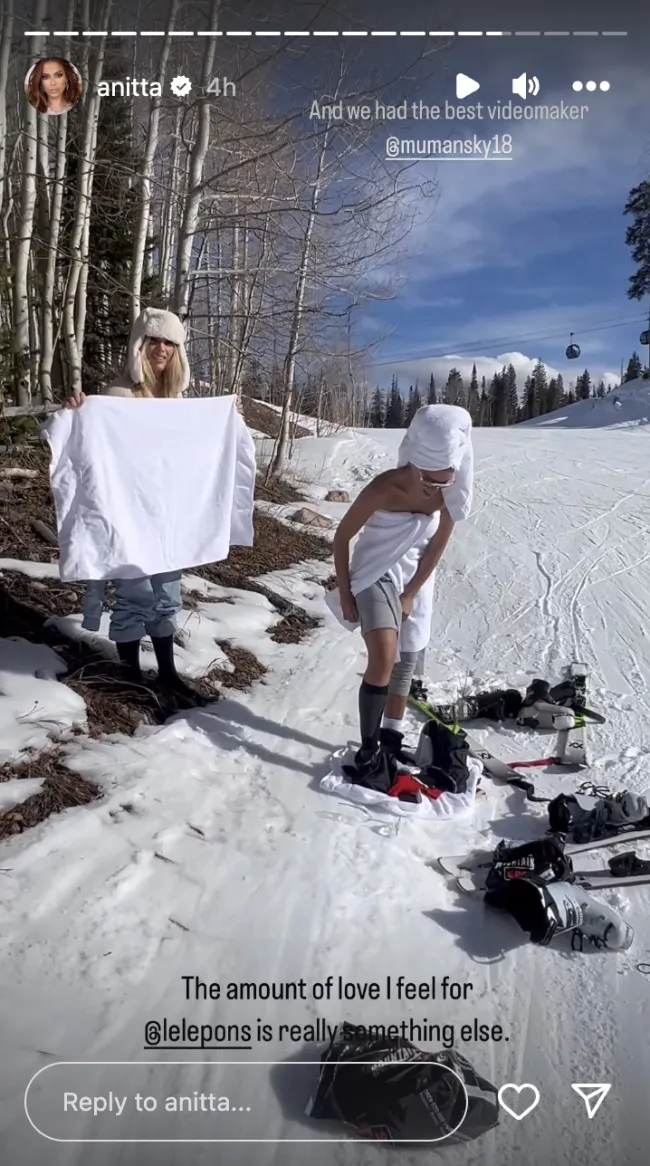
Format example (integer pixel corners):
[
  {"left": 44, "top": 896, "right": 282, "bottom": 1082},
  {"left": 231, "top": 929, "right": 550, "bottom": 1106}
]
[{"left": 456, "top": 73, "right": 480, "bottom": 99}]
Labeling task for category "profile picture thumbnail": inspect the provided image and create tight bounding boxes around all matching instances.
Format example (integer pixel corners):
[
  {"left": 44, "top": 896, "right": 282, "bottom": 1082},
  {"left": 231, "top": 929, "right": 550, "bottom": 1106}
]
[{"left": 24, "top": 57, "right": 82, "bottom": 116}]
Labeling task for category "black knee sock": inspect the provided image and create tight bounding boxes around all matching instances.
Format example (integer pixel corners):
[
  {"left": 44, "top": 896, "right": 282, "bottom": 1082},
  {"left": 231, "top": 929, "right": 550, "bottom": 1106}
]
[{"left": 359, "top": 680, "right": 389, "bottom": 754}]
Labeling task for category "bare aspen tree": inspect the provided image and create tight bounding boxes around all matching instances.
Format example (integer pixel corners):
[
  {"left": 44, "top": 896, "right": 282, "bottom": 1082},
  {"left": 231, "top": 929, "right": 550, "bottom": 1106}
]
[
  {"left": 267, "top": 128, "right": 330, "bottom": 479},
  {"left": 40, "top": 2, "right": 75, "bottom": 403},
  {"left": 131, "top": 0, "right": 180, "bottom": 322},
  {"left": 173, "top": 0, "right": 220, "bottom": 319},
  {"left": 0, "top": 0, "right": 14, "bottom": 229},
  {"left": 63, "top": 1, "right": 111, "bottom": 395},
  {"left": 160, "top": 104, "right": 183, "bottom": 302},
  {"left": 12, "top": 2, "right": 46, "bottom": 404}
]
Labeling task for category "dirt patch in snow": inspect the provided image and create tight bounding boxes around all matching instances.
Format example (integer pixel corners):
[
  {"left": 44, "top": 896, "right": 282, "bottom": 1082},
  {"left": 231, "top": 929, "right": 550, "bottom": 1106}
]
[
  {"left": 240, "top": 397, "right": 311, "bottom": 440},
  {"left": 0, "top": 746, "right": 101, "bottom": 842}
]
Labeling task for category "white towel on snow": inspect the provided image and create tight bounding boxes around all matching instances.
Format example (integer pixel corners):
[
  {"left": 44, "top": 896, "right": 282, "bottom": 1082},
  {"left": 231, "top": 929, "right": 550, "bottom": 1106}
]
[
  {"left": 320, "top": 751, "right": 481, "bottom": 820},
  {"left": 42, "top": 395, "right": 256, "bottom": 581}
]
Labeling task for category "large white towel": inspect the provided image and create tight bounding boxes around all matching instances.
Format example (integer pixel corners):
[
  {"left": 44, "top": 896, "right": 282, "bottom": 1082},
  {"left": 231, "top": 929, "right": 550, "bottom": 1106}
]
[
  {"left": 397, "top": 404, "right": 474, "bottom": 522},
  {"left": 325, "top": 510, "right": 439, "bottom": 655},
  {"left": 42, "top": 395, "right": 256, "bottom": 581}
]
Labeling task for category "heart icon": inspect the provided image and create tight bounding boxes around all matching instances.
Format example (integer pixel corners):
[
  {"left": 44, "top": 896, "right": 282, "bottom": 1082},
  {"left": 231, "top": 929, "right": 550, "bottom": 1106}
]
[{"left": 498, "top": 1083, "right": 541, "bottom": 1121}]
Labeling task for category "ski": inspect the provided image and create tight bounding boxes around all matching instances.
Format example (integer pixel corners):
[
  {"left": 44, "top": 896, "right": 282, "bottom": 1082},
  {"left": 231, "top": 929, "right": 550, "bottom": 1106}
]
[
  {"left": 436, "top": 827, "right": 650, "bottom": 877},
  {"left": 557, "top": 662, "right": 589, "bottom": 767},
  {"left": 456, "top": 865, "right": 650, "bottom": 895}
]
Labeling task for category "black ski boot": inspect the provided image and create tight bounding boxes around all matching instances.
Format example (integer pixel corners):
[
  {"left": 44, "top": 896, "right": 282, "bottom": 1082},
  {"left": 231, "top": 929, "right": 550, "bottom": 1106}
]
[
  {"left": 150, "top": 634, "right": 211, "bottom": 708},
  {"left": 409, "top": 678, "right": 428, "bottom": 703},
  {"left": 116, "top": 639, "right": 143, "bottom": 683},
  {"left": 379, "top": 727, "right": 417, "bottom": 766}
]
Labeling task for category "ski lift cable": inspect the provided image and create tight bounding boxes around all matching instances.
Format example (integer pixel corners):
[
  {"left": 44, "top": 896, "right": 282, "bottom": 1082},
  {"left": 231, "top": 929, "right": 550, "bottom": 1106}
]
[{"left": 371, "top": 312, "right": 649, "bottom": 367}]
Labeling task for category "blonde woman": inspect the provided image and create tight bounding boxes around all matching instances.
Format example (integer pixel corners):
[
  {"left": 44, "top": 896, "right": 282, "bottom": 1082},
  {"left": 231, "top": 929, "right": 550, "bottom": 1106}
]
[{"left": 65, "top": 308, "right": 224, "bottom": 707}]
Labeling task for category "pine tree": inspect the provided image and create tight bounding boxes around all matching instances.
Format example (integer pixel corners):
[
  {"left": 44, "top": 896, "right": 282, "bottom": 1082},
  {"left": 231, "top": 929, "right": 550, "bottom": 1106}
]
[
  {"left": 522, "top": 375, "right": 537, "bottom": 420},
  {"left": 479, "top": 383, "right": 490, "bottom": 426},
  {"left": 596, "top": 379, "right": 606, "bottom": 398},
  {"left": 443, "top": 368, "right": 464, "bottom": 405},
  {"left": 467, "top": 363, "right": 480, "bottom": 422},
  {"left": 624, "top": 352, "right": 643, "bottom": 382},
  {"left": 504, "top": 363, "right": 519, "bottom": 423},
  {"left": 489, "top": 371, "right": 508, "bottom": 426},
  {"left": 546, "top": 376, "right": 562, "bottom": 413},
  {"left": 624, "top": 179, "right": 650, "bottom": 301},
  {"left": 409, "top": 381, "right": 422, "bottom": 420},
  {"left": 369, "top": 386, "right": 385, "bottom": 428},
  {"left": 385, "top": 376, "right": 404, "bottom": 427},
  {"left": 427, "top": 373, "right": 437, "bottom": 404},
  {"left": 556, "top": 373, "right": 566, "bottom": 405},
  {"left": 404, "top": 385, "right": 415, "bottom": 426},
  {"left": 530, "top": 360, "right": 548, "bottom": 415},
  {"left": 576, "top": 369, "right": 592, "bottom": 400}
]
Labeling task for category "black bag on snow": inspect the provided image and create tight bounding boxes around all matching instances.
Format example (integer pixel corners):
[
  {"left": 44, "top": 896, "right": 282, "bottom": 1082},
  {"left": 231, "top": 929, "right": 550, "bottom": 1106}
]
[
  {"left": 307, "top": 1025, "right": 499, "bottom": 1145},
  {"left": 548, "top": 789, "right": 650, "bottom": 842},
  {"left": 414, "top": 719, "right": 472, "bottom": 793}
]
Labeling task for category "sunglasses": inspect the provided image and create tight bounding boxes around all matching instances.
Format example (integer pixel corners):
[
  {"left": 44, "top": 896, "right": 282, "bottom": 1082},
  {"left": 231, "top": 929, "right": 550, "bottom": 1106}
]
[{"left": 418, "top": 471, "right": 456, "bottom": 488}]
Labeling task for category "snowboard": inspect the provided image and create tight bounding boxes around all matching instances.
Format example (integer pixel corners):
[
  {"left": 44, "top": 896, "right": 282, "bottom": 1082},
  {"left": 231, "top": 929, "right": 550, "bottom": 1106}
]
[{"left": 557, "top": 662, "right": 589, "bottom": 767}]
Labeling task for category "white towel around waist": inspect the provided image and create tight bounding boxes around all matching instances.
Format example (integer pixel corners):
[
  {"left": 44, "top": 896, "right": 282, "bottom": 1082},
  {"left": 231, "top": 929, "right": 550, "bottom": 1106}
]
[{"left": 325, "top": 509, "right": 439, "bottom": 656}]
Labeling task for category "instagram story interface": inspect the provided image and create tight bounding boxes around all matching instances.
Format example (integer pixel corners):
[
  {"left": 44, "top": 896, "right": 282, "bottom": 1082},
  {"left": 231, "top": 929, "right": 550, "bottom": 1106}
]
[{"left": 2, "top": 1, "right": 650, "bottom": 1165}]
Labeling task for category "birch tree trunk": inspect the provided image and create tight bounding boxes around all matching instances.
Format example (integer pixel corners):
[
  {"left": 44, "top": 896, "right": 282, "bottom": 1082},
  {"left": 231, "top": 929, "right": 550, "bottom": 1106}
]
[
  {"left": 63, "top": 2, "right": 111, "bottom": 394},
  {"left": 0, "top": 0, "right": 14, "bottom": 229},
  {"left": 40, "top": 108, "right": 69, "bottom": 401},
  {"left": 267, "top": 130, "right": 330, "bottom": 478},
  {"left": 39, "top": 1, "right": 75, "bottom": 402},
  {"left": 224, "top": 211, "right": 241, "bottom": 392},
  {"left": 173, "top": 0, "right": 220, "bottom": 319},
  {"left": 130, "top": 0, "right": 179, "bottom": 322},
  {"left": 160, "top": 105, "right": 183, "bottom": 302},
  {"left": 12, "top": 2, "right": 46, "bottom": 404}
]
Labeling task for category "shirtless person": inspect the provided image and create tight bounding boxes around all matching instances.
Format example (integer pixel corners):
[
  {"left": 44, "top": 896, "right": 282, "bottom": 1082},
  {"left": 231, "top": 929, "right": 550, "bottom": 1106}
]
[{"left": 332, "top": 404, "right": 474, "bottom": 783}]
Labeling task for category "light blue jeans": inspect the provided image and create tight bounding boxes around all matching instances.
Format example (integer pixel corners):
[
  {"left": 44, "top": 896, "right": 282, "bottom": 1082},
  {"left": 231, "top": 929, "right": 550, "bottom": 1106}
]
[{"left": 82, "top": 572, "right": 183, "bottom": 642}]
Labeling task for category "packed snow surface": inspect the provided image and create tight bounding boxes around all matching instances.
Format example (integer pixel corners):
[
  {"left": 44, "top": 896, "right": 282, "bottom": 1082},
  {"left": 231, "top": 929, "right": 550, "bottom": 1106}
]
[{"left": 3, "top": 411, "right": 650, "bottom": 1165}]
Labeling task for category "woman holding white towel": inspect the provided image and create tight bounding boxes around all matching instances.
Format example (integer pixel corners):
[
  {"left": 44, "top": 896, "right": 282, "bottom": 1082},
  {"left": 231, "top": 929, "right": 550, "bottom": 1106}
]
[
  {"left": 332, "top": 404, "right": 474, "bottom": 784},
  {"left": 63, "top": 307, "right": 219, "bottom": 707}
]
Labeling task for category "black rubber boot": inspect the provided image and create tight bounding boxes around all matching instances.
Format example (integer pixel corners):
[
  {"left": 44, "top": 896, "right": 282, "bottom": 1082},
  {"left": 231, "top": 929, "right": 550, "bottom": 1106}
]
[
  {"left": 379, "top": 727, "right": 417, "bottom": 766},
  {"left": 116, "top": 639, "right": 143, "bottom": 682},
  {"left": 342, "top": 749, "right": 397, "bottom": 792},
  {"left": 150, "top": 634, "right": 210, "bottom": 708}
]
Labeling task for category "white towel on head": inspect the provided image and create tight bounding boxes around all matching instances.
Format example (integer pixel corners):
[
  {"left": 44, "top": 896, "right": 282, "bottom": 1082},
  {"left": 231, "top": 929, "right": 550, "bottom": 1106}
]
[{"left": 398, "top": 404, "right": 474, "bottom": 522}]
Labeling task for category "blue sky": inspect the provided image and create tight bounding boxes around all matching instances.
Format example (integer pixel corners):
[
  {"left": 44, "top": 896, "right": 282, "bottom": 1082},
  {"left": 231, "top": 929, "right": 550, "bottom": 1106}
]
[{"left": 353, "top": 33, "right": 650, "bottom": 390}]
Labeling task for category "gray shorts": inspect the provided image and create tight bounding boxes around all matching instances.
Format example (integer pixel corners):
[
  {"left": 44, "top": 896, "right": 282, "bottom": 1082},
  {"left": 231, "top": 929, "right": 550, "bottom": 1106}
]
[
  {"left": 355, "top": 575, "right": 426, "bottom": 695},
  {"left": 355, "top": 573, "right": 401, "bottom": 634}
]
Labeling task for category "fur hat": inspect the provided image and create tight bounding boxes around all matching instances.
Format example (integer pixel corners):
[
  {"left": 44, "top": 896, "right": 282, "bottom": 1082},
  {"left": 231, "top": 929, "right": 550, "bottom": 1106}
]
[{"left": 128, "top": 307, "right": 190, "bottom": 392}]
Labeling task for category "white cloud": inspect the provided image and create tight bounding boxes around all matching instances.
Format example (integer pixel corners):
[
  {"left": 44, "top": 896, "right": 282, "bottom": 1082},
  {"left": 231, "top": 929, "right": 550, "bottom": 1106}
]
[{"left": 371, "top": 351, "right": 620, "bottom": 389}]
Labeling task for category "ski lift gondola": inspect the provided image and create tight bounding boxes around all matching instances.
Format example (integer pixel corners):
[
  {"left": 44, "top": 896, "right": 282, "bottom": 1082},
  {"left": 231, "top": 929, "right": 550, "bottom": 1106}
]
[{"left": 566, "top": 332, "right": 581, "bottom": 360}]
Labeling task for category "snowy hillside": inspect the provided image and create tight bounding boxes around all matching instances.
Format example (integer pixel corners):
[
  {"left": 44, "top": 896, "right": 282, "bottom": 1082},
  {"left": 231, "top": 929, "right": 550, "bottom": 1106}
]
[
  {"left": 3, "top": 420, "right": 650, "bottom": 1165},
  {"left": 520, "top": 375, "right": 650, "bottom": 429}
]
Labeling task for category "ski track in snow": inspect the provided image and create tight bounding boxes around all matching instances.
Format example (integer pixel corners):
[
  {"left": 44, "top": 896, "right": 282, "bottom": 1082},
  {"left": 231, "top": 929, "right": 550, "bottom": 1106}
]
[{"left": 3, "top": 407, "right": 650, "bottom": 1163}]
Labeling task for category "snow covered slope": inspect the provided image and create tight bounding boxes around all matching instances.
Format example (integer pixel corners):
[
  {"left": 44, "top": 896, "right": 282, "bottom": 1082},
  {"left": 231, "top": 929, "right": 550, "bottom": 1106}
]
[
  {"left": 3, "top": 422, "right": 650, "bottom": 1165},
  {"left": 520, "top": 375, "right": 650, "bottom": 429}
]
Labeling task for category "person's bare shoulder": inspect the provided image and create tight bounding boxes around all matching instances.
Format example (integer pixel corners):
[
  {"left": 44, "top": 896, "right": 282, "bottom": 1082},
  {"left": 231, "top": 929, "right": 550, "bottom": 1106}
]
[{"left": 371, "top": 466, "right": 409, "bottom": 505}]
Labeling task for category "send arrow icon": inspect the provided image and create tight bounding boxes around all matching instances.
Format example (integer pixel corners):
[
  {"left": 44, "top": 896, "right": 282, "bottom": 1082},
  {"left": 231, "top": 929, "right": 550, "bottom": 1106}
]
[{"left": 571, "top": 1083, "right": 611, "bottom": 1118}]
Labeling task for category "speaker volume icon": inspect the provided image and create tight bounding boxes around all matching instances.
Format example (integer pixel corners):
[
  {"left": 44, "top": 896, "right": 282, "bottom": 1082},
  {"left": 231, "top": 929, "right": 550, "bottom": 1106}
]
[{"left": 512, "top": 73, "right": 540, "bottom": 99}]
